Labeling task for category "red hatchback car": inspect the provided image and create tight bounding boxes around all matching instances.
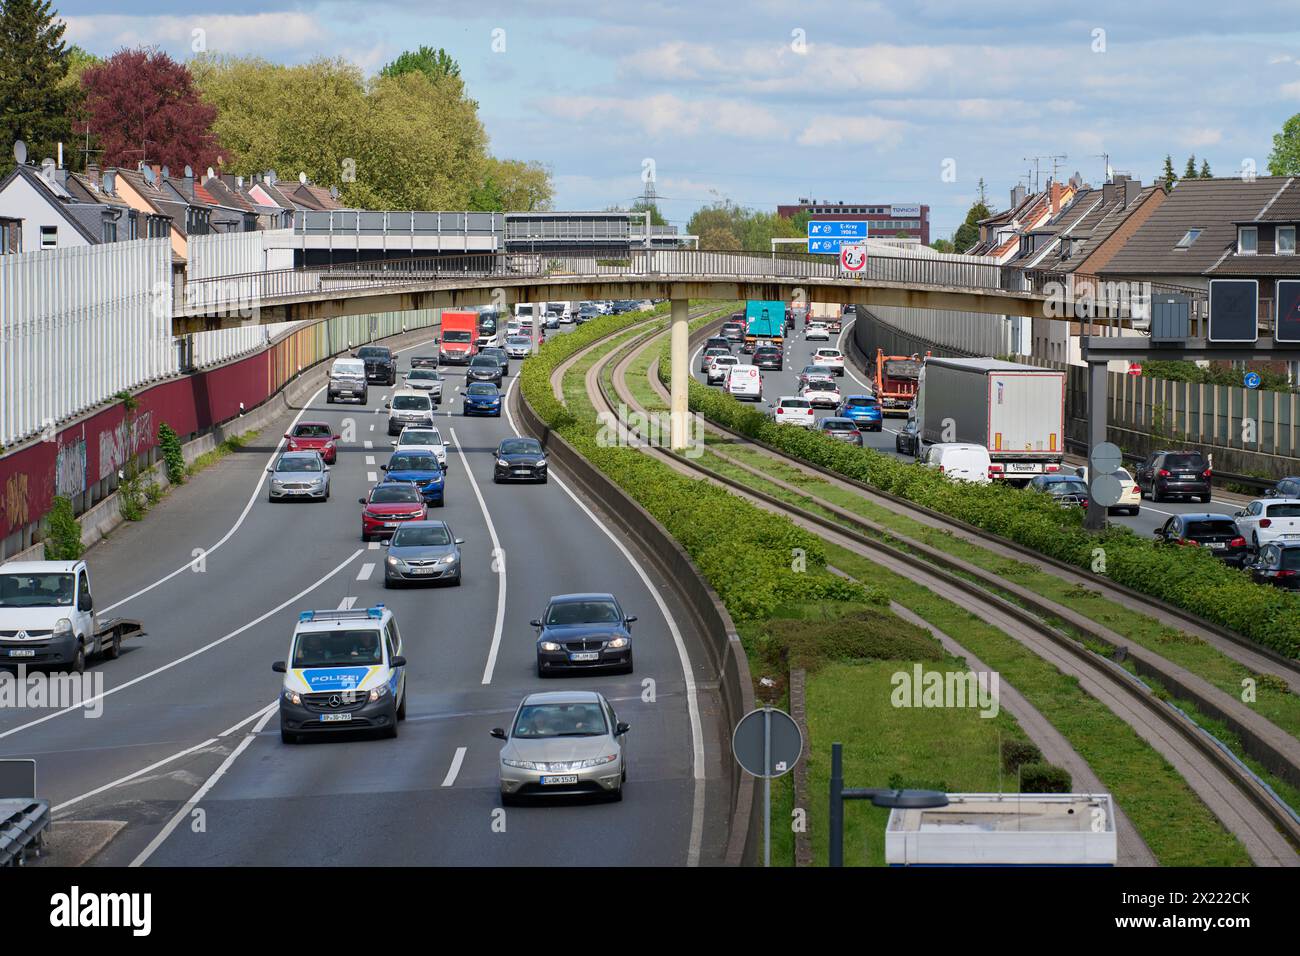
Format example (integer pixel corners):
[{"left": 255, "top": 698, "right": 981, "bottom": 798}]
[
  {"left": 359, "top": 483, "right": 427, "bottom": 541},
  {"left": 286, "top": 421, "right": 340, "bottom": 464}
]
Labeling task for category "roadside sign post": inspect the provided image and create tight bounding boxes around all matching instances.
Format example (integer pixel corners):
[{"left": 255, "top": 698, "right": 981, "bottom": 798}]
[
  {"left": 1245, "top": 371, "right": 1261, "bottom": 390},
  {"left": 840, "top": 244, "right": 867, "bottom": 274},
  {"left": 732, "top": 706, "right": 802, "bottom": 867}
]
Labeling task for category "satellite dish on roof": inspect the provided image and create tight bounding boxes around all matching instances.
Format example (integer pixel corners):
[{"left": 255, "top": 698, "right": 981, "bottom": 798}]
[
  {"left": 330, "top": 185, "right": 339, "bottom": 200},
  {"left": 13, "top": 140, "right": 27, "bottom": 165},
  {"left": 161, "top": 165, "right": 170, "bottom": 178},
  {"left": 142, "top": 166, "right": 155, "bottom": 184},
  {"left": 299, "top": 171, "right": 307, "bottom": 184},
  {"left": 184, "top": 165, "right": 193, "bottom": 178},
  {"left": 206, "top": 167, "right": 215, "bottom": 179}
]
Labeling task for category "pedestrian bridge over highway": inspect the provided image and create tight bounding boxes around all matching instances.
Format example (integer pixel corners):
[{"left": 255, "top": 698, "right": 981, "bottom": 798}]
[{"left": 172, "top": 247, "right": 1121, "bottom": 334}]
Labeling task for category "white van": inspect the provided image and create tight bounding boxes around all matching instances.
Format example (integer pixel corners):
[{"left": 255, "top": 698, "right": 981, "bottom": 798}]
[
  {"left": 725, "top": 363, "right": 763, "bottom": 401},
  {"left": 922, "top": 443, "right": 992, "bottom": 484},
  {"left": 327, "top": 358, "right": 368, "bottom": 404}
]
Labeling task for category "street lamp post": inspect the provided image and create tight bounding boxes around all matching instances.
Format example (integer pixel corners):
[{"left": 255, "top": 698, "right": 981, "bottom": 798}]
[{"left": 828, "top": 742, "right": 950, "bottom": 867}]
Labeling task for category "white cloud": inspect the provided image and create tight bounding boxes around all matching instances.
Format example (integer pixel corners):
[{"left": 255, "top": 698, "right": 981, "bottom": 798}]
[
  {"left": 536, "top": 93, "right": 785, "bottom": 140},
  {"left": 797, "top": 115, "right": 907, "bottom": 147},
  {"left": 1181, "top": 127, "right": 1224, "bottom": 148},
  {"left": 1282, "top": 80, "right": 1300, "bottom": 99},
  {"left": 62, "top": 13, "right": 329, "bottom": 57}
]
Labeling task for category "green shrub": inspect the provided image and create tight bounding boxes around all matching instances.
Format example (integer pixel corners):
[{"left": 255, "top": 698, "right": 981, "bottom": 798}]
[
  {"left": 159, "top": 422, "right": 185, "bottom": 485},
  {"left": 44, "top": 496, "right": 83, "bottom": 560},
  {"left": 1018, "top": 762, "right": 1073, "bottom": 793},
  {"left": 143, "top": 480, "right": 164, "bottom": 505},
  {"left": 1001, "top": 738, "right": 1043, "bottom": 774},
  {"left": 519, "top": 302, "right": 866, "bottom": 623},
  {"left": 760, "top": 608, "right": 944, "bottom": 671},
  {"left": 665, "top": 353, "right": 1300, "bottom": 659}
]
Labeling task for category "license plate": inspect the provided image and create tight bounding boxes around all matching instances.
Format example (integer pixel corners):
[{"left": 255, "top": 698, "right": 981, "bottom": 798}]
[
  {"left": 1178, "top": 474, "right": 1196, "bottom": 480},
  {"left": 1208, "top": 542, "right": 1226, "bottom": 550},
  {"left": 513, "top": 469, "right": 531, "bottom": 475},
  {"left": 1005, "top": 463, "right": 1042, "bottom": 473},
  {"left": 7, "top": 649, "right": 35, "bottom": 658},
  {"left": 541, "top": 775, "right": 578, "bottom": 786},
  {"left": 320, "top": 712, "right": 353, "bottom": 723},
  {"left": 385, "top": 521, "right": 401, "bottom": 528},
  {"left": 409, "top": 567, "right": 435, "bottom": 575},
  {"left": 570, "top": 652, "right": 600, "bottom": 662}
]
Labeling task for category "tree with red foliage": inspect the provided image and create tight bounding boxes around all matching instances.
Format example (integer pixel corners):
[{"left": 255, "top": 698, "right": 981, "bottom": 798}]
[{"left": 79, "top": 47, "right": 220, "bottom": 171}]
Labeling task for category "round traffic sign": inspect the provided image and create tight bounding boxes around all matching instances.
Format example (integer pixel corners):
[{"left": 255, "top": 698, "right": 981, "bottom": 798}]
[
  {"left": 732, "top": 707, "right": 803, "bottom": 779},
  {"left": 1127, "top": 363, "right": 1142, "bottom": 376},
  {"left": 840, "top": 244, "right": 866, "bottom": 272},
  {"left": 1090, "top": 473, "right": 1123, "bottom": 507},
  {"left": 1089, "top": 441, "right": 1123, "bottom": 475},
  {"left": 1245, "top": 372, "right": 1261, "bottom": 389}
]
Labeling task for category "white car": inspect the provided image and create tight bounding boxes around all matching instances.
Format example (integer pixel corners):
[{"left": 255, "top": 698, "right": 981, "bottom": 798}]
[
  {"left": 1075, "top": 465, "right": 1140, "bottom": 515},
  {"left": 505, "top": 335, "right": 532, "bottom": 359},
  {"left": 386, "top": 388, "right": 435, "bottom": 436},
  {"left": 923, "top": 443, "right": 992, "bottom": 484},
  {"left": 801, "top": 379, "right": 841, "bottom": 409},
  {"left": 404, "top": 367, "right": 444, "bottom": 401},
  {"left": 724, "top": 363, "right": 763, "bottom": 401},
  {"left": 806, "top": 323, "right": 830, "bottom": 341},
  {"left": 1233, "top": 498, "right": 1300, "bottom": 550},
  {"left": 707, "top": 355, "right": 739, "bottom": 385},
  {"left": 813, "top": 348, "right": 845, "bottom": 376},
  {"left": 771, "top": 396, "right": 816, "bottom": 427},
  {"left": 393, "top": 425, "right": 448, "bottom": 470}
]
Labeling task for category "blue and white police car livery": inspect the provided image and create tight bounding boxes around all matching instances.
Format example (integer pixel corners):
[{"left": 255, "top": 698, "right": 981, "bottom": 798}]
[{"left": 272, "top": 605, "right": 407, "bottom": 743}]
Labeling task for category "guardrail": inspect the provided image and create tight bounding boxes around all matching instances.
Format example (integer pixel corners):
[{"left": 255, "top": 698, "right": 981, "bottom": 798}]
[{"left": 0, "top": 798, "right": 50, "bottom": 866}]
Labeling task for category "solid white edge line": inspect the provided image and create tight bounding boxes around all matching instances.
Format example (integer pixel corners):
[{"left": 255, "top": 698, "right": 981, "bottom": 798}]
[
  {"left": 503, "top": 374, "right": 706, "bottom": 867},
  {"left": 0, "top": 549, "right": 363, "bottom": 741},
  {"left": 130, "top": 705, "right": 278, "bottom": 868},
  {"left": 100, "top": 332, "right": 439, "bottom": 615},
  {"left": 449, "top": 427, "right": 508, "bottom": 685},
  {"left": 441, "top": 746, "right": 468, "bottom": 787}
]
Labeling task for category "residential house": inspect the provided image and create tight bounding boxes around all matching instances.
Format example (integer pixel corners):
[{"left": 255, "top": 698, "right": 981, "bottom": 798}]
[
  {"left": 967, "top": 179, "right": 1081, "bottom": 263},
  {"left": 0, "top": 161, "right": 163, "bottom": 251}
]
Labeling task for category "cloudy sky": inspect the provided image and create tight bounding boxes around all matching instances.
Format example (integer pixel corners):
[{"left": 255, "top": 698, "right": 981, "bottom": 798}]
[{"left": 58, "top": 1, "right": 1300, "bottom": 237}]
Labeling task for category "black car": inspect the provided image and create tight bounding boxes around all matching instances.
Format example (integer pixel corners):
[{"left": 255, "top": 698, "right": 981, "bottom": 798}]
[
  {"left": 355, "top": 345, "right": 397, "bottom": 385},
  {"left": 754, "top": 347, "right": 783, "bottom": 371},
  {"left": 577, "top": 303, "right": 599, "bottom": 324},
  {"left": 466, "top": 354, "right": 505, "bottom": 386},
  {"left": 895, "top": 417, "right": 921, "bottom": 457},
  {"left": 493, "top": 436, "right": 548, "bottom": 483},
  {"left": 1246, "top": 542, "right": 1300, "bottom": 588},
  {"left": 1027, "top": 474, "right": 1090, "bottom": 509},
  {"left": 532, "top": 592, "right": 636, "bottom": 676},
  {"left": 612, "top": 300, "right": 638, "bottom": 314},
  {"left": 478, "top": 346, "right": 511, "bottom": 376},
  {"left": 1135, "top": 450, "right": 1212, "bottom": 503},
  {"left": 1153, "top": 513, "right": 1248, "bottom": 565}
]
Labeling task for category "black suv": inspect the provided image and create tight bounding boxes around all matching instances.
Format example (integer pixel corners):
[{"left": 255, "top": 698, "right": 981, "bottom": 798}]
[
  {"left": 754, "top": 347, "right": 783, "bottom": 371},
  {"left": 1267, "top": 476, "right": 1300, "bottom": 498},
  {"left": 1153, "top": 513, "right": 1247, "bottom": 565},
  {"left": 1135, "top": 450, "right": 1211, "bottom": 503},
  {"left": 355, "top": 345, "right": 397, "bottom": 385}
]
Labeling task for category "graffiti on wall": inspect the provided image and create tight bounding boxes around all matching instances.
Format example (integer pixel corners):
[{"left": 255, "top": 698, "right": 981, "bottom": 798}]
[
  {"left": 0, "top": 472, "right": 30, "bottom": 531},
  {"left": 55, "top": 439, "right": 87, "bottom": 498},
  {"left": 98, "top": 411, "right": 154, "bottom": 482}
]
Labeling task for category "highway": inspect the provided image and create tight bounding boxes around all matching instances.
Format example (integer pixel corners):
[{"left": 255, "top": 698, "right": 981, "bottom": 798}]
[
  {"left": 0, "top": 322, "right": 729, "bottom": 866},
  {"left": 691, "top": 318, "right": 1261, "bottom": 540}
]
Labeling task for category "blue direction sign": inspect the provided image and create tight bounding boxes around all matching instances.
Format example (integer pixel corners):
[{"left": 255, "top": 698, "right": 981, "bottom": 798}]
[
  {"left": 808, "top": 236, "right": 854, "bottom": 254},
  {"left": 808, "top": 220, "right": 867, "bottom": 238},
  {"left": 1245, "top": 371, "right": 1261, "bottom": 389}
]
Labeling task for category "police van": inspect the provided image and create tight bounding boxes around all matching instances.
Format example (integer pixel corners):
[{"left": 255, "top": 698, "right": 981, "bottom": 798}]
[{"left": 272, "top": 605, "right": 407, "bottom": 743}]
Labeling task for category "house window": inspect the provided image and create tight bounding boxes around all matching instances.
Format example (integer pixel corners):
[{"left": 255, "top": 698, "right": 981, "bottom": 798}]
[
  {"left": 40, "top": 226, "right": 57, "bottom": 249},
  {"left": 102, "top": 219, "right": 117, "bottom": 242},
  {"left": 1238, "top": 226, "right": 1258, "bottom": 255},
  {"left": 1278, "top": 225, "right": 1296, "bottom": 255},
  {"left": 1175, "top": 228, "right": 1202, "bottom": 249}
]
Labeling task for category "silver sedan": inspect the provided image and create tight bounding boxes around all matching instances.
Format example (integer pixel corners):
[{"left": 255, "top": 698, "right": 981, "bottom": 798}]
[
  {"left": 491, "top": 691, "right": 629, "bottom": 804},
  {"left": 266, "top": 451, "right": 330, "bottom": 501},
  {"left": 384, "top": 520, "right": 463, "bottom": 587}
]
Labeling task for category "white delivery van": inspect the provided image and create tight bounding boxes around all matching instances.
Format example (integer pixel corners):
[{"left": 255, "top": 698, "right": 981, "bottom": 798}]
[
  {"left": 725, "top": 363, "right": 763, "bottom": 401},
  {"left": 922, "top": 443, "right": 992, "bottom": 484}
]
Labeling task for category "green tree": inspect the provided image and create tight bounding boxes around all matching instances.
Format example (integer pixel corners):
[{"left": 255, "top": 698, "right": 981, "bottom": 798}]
[
  {"left": 630, "top": 199, "right": 666, "bottom": 226},
  {"left": 699, "top": 225, "right": 739, "bottom": 250},
  {"left": 380, "top": 46, "right": 461, "bottom": 83},
  {"left": 1183, "top": 154, "right": 1197, "bottom": 180},
  {"left": 1268, "top": 114, "right": 1300, "bottom": 176},
  {"left": 930, "top": 237, "right": 955, "bottom": 253},
  {"left": 62, "top": 45, "right": 101, "bottom": 170},
  {"left": 469, "top": 157, "right": 552, "bottom": 211},
  {"left": 1161, "top": 154, "right": 1178, "bottom": 190},
  {"left": 952, "top": 198, "right": 992, "bottom": 253},
  {"left": 1199, "top": 158, "right": 1212, "bottom": 179},
  {"left": 0, "top": 0, "right": 74, "bottom": 176}
]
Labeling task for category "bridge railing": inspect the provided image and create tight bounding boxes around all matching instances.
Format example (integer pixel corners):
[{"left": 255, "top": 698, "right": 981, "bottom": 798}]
[{"left": 178, "top": 246, "right": 1077, "bottom": 314}]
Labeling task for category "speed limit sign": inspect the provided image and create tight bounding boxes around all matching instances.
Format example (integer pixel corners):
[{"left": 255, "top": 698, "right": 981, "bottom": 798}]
[{"left": 840, "top": 244, "right": 867, "bottom": 272}]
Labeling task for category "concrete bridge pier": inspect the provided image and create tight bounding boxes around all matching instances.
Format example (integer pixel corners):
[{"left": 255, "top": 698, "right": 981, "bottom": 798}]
[{"left": 669, "top": 297, "right": 691, "bottom": 451}]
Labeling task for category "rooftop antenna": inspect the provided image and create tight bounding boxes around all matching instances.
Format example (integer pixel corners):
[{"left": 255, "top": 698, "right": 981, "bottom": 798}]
[{"left": 1092, "top": 152, "right": 1111, "bottom": 183}]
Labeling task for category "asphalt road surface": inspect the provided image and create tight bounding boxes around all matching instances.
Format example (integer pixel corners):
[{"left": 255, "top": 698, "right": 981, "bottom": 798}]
[{"left": 2, "top": 319, "right": 730, "bottom": 867}]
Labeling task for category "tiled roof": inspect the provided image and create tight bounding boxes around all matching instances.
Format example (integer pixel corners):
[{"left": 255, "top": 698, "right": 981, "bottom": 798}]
[
  {"left": 1103, "top": 176, "right": 1292, "bottom": 276},
  {"left": 1255, "top": 179, "right": 1300, "bottom": 222},
  {"left": 1207, "top": 255, "right": 1300, "bottom": 276}
]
